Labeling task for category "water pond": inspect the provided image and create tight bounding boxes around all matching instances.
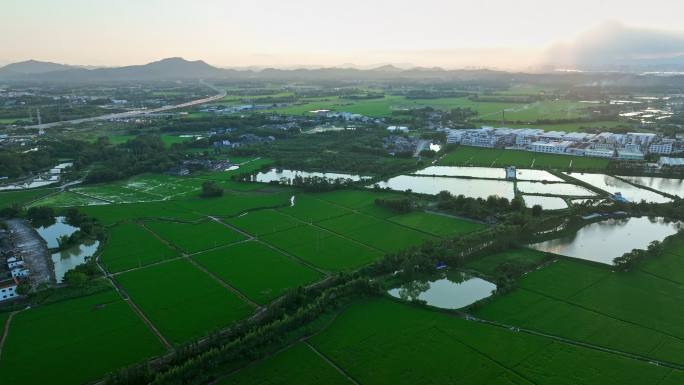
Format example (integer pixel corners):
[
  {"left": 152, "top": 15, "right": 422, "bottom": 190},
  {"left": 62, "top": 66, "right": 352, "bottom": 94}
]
[
  {"left": 414, "top": 166, "right": 562, "bottom": 182},
  {"left": 618, "top": 175, "right": 684, "bottom": 198},
  {"left": 523, "top": 195, "right": 568, "bottom": 210},
  {"left": 564, "top": 172, "right": 671, "bottom": 204},
  {"left": 517, "top": 181, "right": 596, "bottom": 196},
  {"left": 530, "top": 216, "right": 681, "bottom": 265},
  {"left": 372, "top": 175, "right": 515, "bottom": 200},
  {"left": 35, "top": 216, "right": 79, "bottom": 249},
  {"left": 51, "top": 240, "right": 100, "bottom": 282},
  {"left": 253, "top": 169, "right": 369, "bottom": 183},
  {"left": 388, "top": 271, "right": 497, "bottom": 310}
]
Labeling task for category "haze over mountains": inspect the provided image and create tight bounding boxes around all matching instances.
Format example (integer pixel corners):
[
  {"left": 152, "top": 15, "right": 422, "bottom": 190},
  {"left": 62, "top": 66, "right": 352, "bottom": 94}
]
[{"left": 2, "top": 23, "right": 684, "bottom": 82}]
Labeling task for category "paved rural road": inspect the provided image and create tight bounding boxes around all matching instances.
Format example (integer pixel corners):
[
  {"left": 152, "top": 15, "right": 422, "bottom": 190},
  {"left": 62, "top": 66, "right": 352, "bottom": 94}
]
[{"left": 25, "top": 82, "right": 226, "bottom": 129}]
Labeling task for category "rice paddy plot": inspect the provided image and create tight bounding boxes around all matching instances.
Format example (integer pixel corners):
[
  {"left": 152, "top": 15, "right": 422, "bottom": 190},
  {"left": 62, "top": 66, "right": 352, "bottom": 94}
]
[
  {"left": 217, "top": 342, "right": 353, "bottom": 385},
  {"left": 388, "top": 211, "right": 487, "bottom": 237},
  {"left": 0, "top": 188, "right": 56, "bottom": 209},
  {"left": 225, "top": 209, "right": 303, "bottom": 236},
  {"left": 277, "top": 195, "right": 351, "bottom": 223},
  {"left": 123, "top": 174, "right": 201, "bottom": 199},
  {"left": 192, "top": 241, "right": 322, "bottom": 304},
  {"left": 0, "top": 289, "right": 165, "bottom": 385},
  {"left": 639, "top": 237, "right": 684, "bottom": 284},
  {"left": 115, "top": 259, "right": 254, "bottom": 344},
  {"left": 100, "top": 222, "right": 179, "bottom": 273},
  {"left": 28, "top": 190, "right": 109, "bottom": 207},
  {"left": 317, "top": 213, "right": 438, "bottom": 252},
  {"left": 262, "top": 225, "right": 383, "bottom": 271},
  {"left": 568, "top": 270, "right": 684, "bottom": 340},
  {"left": 517, "top": 259, "right": 610, "bottom": 300},
  {"left": 72, "top": 184, "right": 163, "bottom": 203},
  {"left": 316, "top": 189, "right": 409, "bottom": 218},
  {"left": 474, "top": 288, "right": 684, "bottom": 366},
  {"left": 465, "top": 248, "right": 549, "bottom": 276},
  {"left": 145, "top": 220, "right": 245, "bottom": 253},
  {"left": 439, "top": 146, "right": 609, "bottom": 170},
  {"left": 310, "top": 298, "right": 669, "bottom": 385},
  {"left": 177, "top": 192, "right": 291, "bottom": 217},
  {"left": 79, "top": 201, "right": 201, "bottom": 225}
]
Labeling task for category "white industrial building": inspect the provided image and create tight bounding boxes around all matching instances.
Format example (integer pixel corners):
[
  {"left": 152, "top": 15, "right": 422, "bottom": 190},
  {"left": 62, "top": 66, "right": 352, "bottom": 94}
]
[{"left": 444, "top": 127, "right": 679, "bottom": 160}]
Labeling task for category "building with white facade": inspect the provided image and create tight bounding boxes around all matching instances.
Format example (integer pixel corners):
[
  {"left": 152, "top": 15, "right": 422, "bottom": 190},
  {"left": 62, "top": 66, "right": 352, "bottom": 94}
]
[
  {"left": 650, "top": 140, "right": 675, "bottom": 155},
  {"left": 529, "top": 141, "right": 572, "bottom": 154},
  {"left": 0, "top": 278, "right": 18, "bottom": 302}
]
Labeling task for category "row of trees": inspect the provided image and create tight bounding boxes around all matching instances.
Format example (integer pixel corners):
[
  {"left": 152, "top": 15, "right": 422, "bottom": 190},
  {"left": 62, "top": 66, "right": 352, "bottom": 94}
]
[{"left": 436, "top": 191, "right": 525, "bottom": 220}]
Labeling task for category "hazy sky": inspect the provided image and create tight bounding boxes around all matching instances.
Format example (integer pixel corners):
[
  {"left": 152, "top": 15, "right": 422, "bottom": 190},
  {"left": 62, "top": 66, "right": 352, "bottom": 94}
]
[{"left": 1, "top": 0, "right": 683, "bottom": 68}]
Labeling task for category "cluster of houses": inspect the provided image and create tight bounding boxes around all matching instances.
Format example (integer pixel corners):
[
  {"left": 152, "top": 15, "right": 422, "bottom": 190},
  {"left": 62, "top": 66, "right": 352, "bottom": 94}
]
[
  {"left": 0, "top": 229, "right": 28, "bottom": 302},
  {"left": 445, "top": 127, "right": 682, "bottom": 161},
  {"left": 310, "top": 110, "right": 382, "bottom": 124},
  {"left": 212, "top": 134, "right": 276, "bottom": 150},
  {"left": 168, "top": 159, "right": 236, "bottom": 176}
]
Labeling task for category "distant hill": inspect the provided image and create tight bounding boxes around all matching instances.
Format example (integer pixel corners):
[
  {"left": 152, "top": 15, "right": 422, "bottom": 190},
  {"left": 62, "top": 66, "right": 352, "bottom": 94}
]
[
  {"left": 0, "top": 59, "right": 75, "bottom": 75},
  {"left": 0, "top": 57, "right": 227, "bottom": 82}
]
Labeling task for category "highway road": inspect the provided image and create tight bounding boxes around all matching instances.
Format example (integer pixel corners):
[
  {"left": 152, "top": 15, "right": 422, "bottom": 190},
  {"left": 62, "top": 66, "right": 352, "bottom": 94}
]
[{"left": 25, "top": 82, "right": 227, "bottom": 129}]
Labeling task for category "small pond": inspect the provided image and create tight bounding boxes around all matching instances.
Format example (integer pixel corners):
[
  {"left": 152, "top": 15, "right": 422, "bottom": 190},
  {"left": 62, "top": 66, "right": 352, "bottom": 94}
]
[
  {"left": 523, "top": 195, "right": 568, "bottom": 210},
  {"left": 254, "top": 169, "right": 369, "bottom": 184},
  {"left": 371, "top": 175, "right": 515, "bottom": 200},
  {"left": 51, "top": 240, "right": 100, "bottom": 283},
  {"left": 35, "top": 216, "right": 79, "bottom": 249},
  {"left": 530, "top": 216, "right": 681, "bottom": 265},
  {"left": 565, "top": 172, "right": 671, "bottom": 204},
  {"left": 388, "top": 271, "right": 497, "bottom": 310}
]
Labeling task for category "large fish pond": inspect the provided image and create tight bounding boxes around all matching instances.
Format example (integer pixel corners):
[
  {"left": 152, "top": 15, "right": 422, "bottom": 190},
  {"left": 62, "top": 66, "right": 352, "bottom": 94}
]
[{"left": 530, "top": 216, "right": 681, "bottom": 265}]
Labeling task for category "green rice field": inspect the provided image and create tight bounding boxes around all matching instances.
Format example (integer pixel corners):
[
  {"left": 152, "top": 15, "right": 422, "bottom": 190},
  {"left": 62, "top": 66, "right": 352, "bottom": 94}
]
[
  {"left": 192, "top": 241, "right": 322, "bottom": 304},
  {"left": 388, "top": 211, "right": 486, "bottom": 237},
  {"left": 263, "top": 225, "right": 383, "bottom": 271},
  {"left": 115, "top": 259, "right": 254, "bottom": 344},
  {"left": 100, "top": 222, "right": 179, "bottom": 273},
  {"left": 144, "top": 219, "right": 245, "bottom": 253},
  {"left": 218, "top": 342, "right": 352, "bottom": 385},
  {"left": 0, "top": 188, "right": 56, "bottom": 209},
  {"left": 306, "top": 298, "right": 672, "bottom": 385},
  {"left": 439, "top": 145, "right": 609, "bottom": 169},
  {"left": 0, "top": 289, "right": 165, "bottom": 385}
]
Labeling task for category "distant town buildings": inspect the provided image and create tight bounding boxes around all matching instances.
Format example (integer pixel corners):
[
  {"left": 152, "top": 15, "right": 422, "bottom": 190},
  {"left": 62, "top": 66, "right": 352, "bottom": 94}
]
[
  {"left": 445, "top": 126, "right": 681, "bottom": 162},
  {"left": 387, "top": 125, "right": 409, "bottom": 133}
]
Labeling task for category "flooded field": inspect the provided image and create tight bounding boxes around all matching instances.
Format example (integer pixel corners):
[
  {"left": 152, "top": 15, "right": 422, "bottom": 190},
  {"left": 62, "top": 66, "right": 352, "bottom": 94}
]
[
  {"left": 530, "top": 216, "right": 681, "bottom": 264},
  {"left": 372, "top": 175, "right": 515, "bottom": 200},
  {"left": 517, "top": 181, "right": 596, "bottom": 196},
  {"left": 254, "top": 169, "right": 368, "bottom": 183},
  {"left": 388, "top": 271, "right": 497, "bottom": 309},
  {"left": 618, "top": 175, "right": 684, "bottom": 198},
  {"left": 414, "top": 166, "right": 562, "bottom": 182},
  {"left": 564, "top": 172, "right": 671, "bottom": 203},
  {"left": 523, "top": 195, "right": 568, "bottom": 210}
]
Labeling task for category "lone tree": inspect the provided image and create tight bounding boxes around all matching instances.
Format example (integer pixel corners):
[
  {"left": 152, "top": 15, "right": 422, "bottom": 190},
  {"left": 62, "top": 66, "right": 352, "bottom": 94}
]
[{"left": 200, "top": 181, "right": 224, "bottom": 198}]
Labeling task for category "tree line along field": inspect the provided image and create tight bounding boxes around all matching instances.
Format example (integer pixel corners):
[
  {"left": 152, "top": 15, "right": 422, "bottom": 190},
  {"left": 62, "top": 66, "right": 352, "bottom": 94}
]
[
  {"left": 0, "top": 177, "right": 490, "bottom": 384},
  {"left": 439, "top": 145, "right": 610, "bottom": 169}
]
